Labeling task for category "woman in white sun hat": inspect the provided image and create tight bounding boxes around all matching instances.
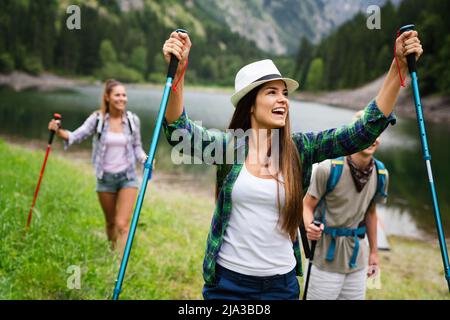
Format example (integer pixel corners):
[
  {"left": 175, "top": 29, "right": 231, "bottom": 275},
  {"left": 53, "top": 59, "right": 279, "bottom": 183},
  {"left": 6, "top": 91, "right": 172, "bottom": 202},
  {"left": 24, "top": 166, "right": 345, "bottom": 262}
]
[{"left": 161, "top": 30, "right": 422, "bottom": 300}]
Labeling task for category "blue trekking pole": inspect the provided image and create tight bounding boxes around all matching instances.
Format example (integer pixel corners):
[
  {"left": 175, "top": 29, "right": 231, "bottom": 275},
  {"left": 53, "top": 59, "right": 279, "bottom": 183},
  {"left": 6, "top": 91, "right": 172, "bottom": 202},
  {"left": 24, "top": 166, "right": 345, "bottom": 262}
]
[
  {"left": 399, "top": 24, "right": 450, "bottom": 292},
  {"left": 112, "top": 29, "right": 188, "bottom": 300}
]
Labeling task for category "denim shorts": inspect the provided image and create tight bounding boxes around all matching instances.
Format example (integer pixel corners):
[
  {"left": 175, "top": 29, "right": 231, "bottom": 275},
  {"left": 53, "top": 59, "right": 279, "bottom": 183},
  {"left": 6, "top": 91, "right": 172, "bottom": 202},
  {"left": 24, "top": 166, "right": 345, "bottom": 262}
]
[
  {"left": 96, "top": 170, "right": 139, "bottom": 192},
  {"left": 202, "top": 264, "right": 300, "bottom": 300}
]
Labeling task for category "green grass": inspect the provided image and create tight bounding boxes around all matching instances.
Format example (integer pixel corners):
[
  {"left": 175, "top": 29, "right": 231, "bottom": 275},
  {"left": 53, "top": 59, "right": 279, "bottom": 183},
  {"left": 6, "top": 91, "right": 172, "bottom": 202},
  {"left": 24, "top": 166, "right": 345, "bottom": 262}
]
[
  {"left": 365, "top": 237, "right": 450, "bottom": 300},
  {"left": 0, "top": 139, "right": 213, "bottom": 299},
  {"left": 0, "top": 139, "right": 449, "bottom": 300}
]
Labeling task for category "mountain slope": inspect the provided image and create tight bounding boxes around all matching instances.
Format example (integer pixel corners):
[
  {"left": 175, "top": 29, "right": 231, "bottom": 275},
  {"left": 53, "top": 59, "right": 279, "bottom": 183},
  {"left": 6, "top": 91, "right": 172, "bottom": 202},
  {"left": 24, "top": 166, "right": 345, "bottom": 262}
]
[{"left": 191, "top": 0, "right": 403, "bottom": 54}]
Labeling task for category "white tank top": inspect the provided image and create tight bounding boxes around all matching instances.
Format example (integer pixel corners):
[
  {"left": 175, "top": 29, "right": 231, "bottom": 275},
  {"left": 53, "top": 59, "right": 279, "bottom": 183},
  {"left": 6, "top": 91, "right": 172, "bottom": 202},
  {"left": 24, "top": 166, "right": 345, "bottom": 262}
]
[
  {"left": 103, "top": 131, "right": 129, "bottom": 173},
  {"left": 217, "top": 163, "right": 296, "bottom": 276}
]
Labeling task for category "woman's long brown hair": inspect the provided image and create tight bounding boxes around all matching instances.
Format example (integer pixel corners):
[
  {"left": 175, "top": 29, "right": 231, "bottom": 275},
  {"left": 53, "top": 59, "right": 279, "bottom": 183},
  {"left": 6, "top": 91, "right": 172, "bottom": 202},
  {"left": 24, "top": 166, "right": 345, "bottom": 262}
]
[{"left": 228, "top": 83, "right": 303, "bottom": 240}]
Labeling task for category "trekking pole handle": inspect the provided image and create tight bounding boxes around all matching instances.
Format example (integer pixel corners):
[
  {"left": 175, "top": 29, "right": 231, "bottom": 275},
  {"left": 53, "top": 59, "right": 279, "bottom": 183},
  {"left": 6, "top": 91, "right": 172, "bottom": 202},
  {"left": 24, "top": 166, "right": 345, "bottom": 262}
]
[
  {"left": 309, "top": 220, "right": 322, "bottom": 260},
  {"left": 167, "top": 29, "right": 188, "bottom": 79},
  {"left": 48, "top": 113, "right": 62, "bottom": 145},
  {"left": 398, "top": 24, "right": 417, "bottom": 74}
]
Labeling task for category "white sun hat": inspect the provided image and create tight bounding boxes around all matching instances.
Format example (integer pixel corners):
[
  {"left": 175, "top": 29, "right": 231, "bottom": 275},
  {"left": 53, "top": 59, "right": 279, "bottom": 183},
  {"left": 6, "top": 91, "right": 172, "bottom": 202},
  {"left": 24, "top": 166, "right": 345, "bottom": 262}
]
[{"left": 230, "top": 59, "right": 299, "bottom": 108}]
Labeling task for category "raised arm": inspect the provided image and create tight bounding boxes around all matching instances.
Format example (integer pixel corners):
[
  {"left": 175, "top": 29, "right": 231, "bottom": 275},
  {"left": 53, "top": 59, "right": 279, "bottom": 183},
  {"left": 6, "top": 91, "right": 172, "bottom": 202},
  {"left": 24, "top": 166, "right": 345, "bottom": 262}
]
[
  {"left": 161, "top": 32, "right": 229, "bottom": 165},
  {"left": 162, "top": 31, "right": 192, "bottom": 124},
  {"left": 296, "top": 99, "right": 396, "bottom": 165},
  {"left": 295, "top": 31, "right": 423, "bottom": 165},
  {"left": 376, "top": 30, "right": 423, "bottom": 116}
]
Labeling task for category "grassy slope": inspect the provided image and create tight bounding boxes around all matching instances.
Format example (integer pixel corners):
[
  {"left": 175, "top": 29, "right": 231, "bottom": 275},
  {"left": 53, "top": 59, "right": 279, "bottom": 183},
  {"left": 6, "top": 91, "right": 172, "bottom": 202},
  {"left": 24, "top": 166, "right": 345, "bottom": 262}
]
[
  {"left": 0, "top": 139, "right": 212, "bottom": 299},
  {"left": 0, "top": 139, "right": 448, "bottom": 299},
  {"left": 366, "top": 237, "right": 449, "bottom": 300}
]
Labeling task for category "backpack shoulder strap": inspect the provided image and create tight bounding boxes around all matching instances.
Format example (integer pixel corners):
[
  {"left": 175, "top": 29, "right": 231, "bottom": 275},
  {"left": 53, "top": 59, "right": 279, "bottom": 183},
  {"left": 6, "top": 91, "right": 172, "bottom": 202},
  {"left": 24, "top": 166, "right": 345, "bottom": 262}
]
[
  {"left": 126, "top": 111, "right": 136, "bottom": 135},
  {"left": 95, "top": 111, "right": 104, "bottom": 139},
  {"left": 314, "top": 157, "right": 345, "bottom": 225},
  {"left": 326, "top": 157, "right": 345, "bottom": 195},
  {"left": 374, "top": 157, "right": 388, "bottom": 198}
]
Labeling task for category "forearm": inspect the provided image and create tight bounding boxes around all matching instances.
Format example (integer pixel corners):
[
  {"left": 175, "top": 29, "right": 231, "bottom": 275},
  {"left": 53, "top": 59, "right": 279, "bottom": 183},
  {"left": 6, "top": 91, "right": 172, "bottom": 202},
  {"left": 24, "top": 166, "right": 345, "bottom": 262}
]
[
  {"left": 305, "top": 99, "right": 396, "bottom": 164},
  {"left": 303, "top": 195, "right": 316, "bottom": 227},
  {"left": 366, "top": 210, "right": 378, "bottom": 254},
  {"left": 165, "top": 75, "right": 184, "bottom": 124},
  {"left": 57, "top": 129, "right": 69, "bottom": 141},
  {"left": 375, "top": 59, "right": 408, "bottom": 117}
]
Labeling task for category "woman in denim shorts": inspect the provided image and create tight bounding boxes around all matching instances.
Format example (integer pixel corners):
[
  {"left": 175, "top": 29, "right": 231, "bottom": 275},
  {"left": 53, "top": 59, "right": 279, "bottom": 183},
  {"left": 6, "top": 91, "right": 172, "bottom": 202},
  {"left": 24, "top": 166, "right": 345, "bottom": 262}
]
[{"left": 48, "top": 79, "right": 147, "bottom": 253}]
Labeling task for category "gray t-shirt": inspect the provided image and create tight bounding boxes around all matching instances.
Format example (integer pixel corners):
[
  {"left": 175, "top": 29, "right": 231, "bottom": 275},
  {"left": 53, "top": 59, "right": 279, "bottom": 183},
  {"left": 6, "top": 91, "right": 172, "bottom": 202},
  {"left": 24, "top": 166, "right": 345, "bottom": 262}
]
[{"left": 307, "top": 157, "right": 389, "bottom": 274}]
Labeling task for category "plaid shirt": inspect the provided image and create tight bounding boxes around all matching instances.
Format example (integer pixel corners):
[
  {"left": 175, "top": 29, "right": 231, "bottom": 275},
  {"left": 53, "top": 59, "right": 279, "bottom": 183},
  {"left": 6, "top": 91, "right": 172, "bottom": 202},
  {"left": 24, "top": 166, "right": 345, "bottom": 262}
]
[
  {"left": 163, "top": 99, "right": 396, "bottom": 285},
  {"left": 64, "top": 112, "right": 147, "bottom": 179}
]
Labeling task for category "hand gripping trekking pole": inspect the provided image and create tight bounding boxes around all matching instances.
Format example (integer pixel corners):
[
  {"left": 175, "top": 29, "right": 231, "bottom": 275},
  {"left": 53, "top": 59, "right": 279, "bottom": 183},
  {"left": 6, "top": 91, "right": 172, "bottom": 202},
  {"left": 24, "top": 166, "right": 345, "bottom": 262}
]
[
  {"left": 302, "top": 220, "right": 321, "bottom": 300},
  {"left": 399, "top": 24, "right": 450, "bottom": 292},
  {"left": 25, "top": 113, "right": 62, "bottom": 232},
  {"left": 112, "top": 29, "right": 188, "bottom": 300}
]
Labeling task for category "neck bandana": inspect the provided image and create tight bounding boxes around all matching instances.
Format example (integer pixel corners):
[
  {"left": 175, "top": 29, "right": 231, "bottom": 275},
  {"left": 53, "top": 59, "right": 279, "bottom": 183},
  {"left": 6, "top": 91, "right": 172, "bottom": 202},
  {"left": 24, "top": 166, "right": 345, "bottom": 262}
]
[{"left": 346, "top": 156, "right": 374, "bottom": 192}]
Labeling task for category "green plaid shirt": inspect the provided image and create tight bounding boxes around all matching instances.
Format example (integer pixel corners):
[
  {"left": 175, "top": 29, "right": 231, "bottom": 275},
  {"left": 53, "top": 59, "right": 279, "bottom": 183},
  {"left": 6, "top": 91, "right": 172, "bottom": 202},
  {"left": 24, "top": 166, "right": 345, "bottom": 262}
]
[{"left": 163, "top": 99, "right": 396, "bottom": 285}]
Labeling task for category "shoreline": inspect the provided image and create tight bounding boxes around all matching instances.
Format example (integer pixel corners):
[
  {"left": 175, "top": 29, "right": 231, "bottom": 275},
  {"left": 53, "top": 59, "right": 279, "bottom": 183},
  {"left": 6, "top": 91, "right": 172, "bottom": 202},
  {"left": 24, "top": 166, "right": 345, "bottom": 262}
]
[
  {"left": 0, "top": 71, "right": 81, "bottom": 92},
  {"left": 0, "top": 71, "right": 234, "bottom": 95}
]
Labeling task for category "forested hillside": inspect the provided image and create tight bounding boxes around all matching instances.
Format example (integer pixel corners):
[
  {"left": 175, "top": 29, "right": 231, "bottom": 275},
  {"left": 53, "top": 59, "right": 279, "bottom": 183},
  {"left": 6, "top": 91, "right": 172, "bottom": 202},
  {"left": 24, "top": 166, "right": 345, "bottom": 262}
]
[
  {"left": 294, "top": 0, "right": 450, "bottom": 96},
  {"left": 0, "top": 0, "right": 265, "bottom": 85},
  {"left": 1, "top": 0, "right": 448, "bottom": 97}
]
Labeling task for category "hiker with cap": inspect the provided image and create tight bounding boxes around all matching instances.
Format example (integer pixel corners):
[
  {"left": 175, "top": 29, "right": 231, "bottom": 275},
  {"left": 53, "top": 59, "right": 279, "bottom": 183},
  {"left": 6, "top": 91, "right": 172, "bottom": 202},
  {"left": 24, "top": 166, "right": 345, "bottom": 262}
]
[
  {"left": 48, "top": 79, "right": 147, "bottom": 254},
  {"left": 303, "top": 110, "right": 388, "bottom": 300},
  {"left": 161, "top": 30, "right": 422, "bottom": 300}
]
